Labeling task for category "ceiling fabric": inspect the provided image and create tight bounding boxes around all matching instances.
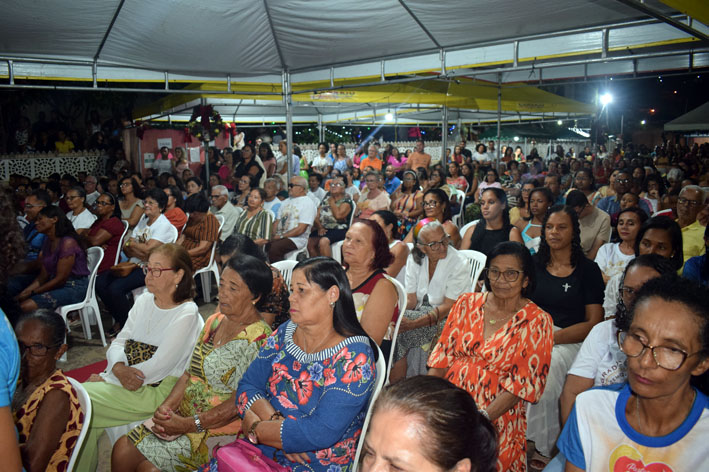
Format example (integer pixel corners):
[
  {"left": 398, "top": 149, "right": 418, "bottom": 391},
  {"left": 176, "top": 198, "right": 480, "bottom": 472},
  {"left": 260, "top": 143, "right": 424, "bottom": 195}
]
[{"left": 664, "top": 101, "right": 709, "bottom": 131}]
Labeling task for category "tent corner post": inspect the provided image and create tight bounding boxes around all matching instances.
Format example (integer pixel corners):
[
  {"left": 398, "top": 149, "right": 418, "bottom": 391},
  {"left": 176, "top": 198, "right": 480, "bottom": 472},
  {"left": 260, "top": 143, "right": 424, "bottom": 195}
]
[
  {"left": 283, "top": 71, "right": 293, "bottom": 188},
  {"left": 441, "top": 105, "right": 449, "bottom": 168}
]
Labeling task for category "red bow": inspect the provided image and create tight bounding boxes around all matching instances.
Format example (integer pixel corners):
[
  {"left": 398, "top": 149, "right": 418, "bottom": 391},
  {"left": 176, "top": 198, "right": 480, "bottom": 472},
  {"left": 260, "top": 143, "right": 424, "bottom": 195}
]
[{"left": 183, "top": 127, "right": 191, "bottom": 144}]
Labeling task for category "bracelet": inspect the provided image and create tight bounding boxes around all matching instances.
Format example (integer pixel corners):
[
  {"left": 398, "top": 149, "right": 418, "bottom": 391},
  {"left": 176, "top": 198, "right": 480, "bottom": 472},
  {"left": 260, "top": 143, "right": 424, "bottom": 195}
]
[
  {"left": 479, "top": 409, "right": 490, "bottom": 420},
  {"left": 270, "top": 411, "right": 284, "bottom": 421},
  {"left": 194, "top": 414, "right": 205, "bottom": 433}
]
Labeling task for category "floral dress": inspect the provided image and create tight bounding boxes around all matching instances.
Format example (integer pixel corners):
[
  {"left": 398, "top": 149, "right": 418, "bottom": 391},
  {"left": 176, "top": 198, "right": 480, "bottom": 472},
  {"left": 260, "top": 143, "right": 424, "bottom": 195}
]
[
  {"left": 128, "top": 314, "right": 270, "bottom": 471},
  {"left": 428, "top": 293, "right": 554, "bottom": 472},
  {"left": 392, "top": 190, "right": 421, "bottom": 238},
  {"left": 236, "top": 321, "right": 376, "bottom": 472}
]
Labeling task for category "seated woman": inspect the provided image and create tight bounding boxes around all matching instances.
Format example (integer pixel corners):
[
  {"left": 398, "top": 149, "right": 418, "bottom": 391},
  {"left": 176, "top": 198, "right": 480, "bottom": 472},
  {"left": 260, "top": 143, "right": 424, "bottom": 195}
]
[
  {"left": 232, "top": 257, "right": 376, "bottom": 472},
  {"left": 178, "top": 193, "right": 220, "bottom": 271},
  {"left": 112, "top": 253, "right": 273, "bottom": 471},
  {"left": 232, "top": 174, "right": 256, "bottom": 208},
  {"left": 217, "top": 234, "right": 290, "bottom": 330},
  {"left": 343, "top": 220, "right": 399, "bottom": 356},
  {"left": 233, "top": 188, "right": 273, "bottom": 246},
  {"left": 391, "top": 220, "right": 470, "bottom": 382},
  {"left": 14, "top": 206, "right": 89, "bottom": 313},
  {"left": 361, "top": 375, "right": 497, "bottom": 472},
  {"left": 163, "top": 185, "right": 188, "bottom": 237},
  {"left": 514, "top": 187, "right": 553, "bottom": 255},
  {"left": 86, "top": 192, "right": 124, "bottom": 274},
  {"left": 390, "top": 170, "right": 423, "bottom": 239},
  {"left": 460, "top": 187, "right": 523, "bottom": 256},
  {"left": 118, "top": 176, "right": 144, "bottom": 233},
  {"left": 428, "top": 242, "right": 554, "bottom": 471},
  {"left": 12, "top": 310, "right": 83, "bottom": 472},
  {"left": 356, "top": 171, "right": 390, "bottom": 219},
  {"left": 185, "top": 176, "right": 204, "bottom": 198},
  {"left": 403, "top": 189, "right": 461, "bottom": 248},
  {"left": 371, "top": 210, "right": 409, "bottom": 286},
  {"left": 526, "top": 206, "right": 604, "bottom": 466},
  {"left": 307, "top": 176, "right": 353, "bottom": 257},
  {"left": 594, "top": 206, "right": 646, "bottom": 283},
  {"left": 95, "top": 188, "right": 177, "bottom": 334},
  {"left": 557, "top": 274, "right": 709, "bottom": 471},
  {"left": 64, "top": 186, "right": 96, "bottom": 236},
  {"left": 76, "top": 244, "right": 204, "bottom": 471}
]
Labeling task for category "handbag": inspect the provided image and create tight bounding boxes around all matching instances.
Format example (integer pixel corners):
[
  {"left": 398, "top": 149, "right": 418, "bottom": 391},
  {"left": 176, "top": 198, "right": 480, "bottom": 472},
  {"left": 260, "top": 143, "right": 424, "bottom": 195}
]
[
  {"left": 124, "top": 339, "right": 158, "bottom": 366},
  {"left": 109, "top": 261, "right": 138, "bottom": 277},
  {"left": 216, "top": 438, "right": 290, "bottom": 472}
]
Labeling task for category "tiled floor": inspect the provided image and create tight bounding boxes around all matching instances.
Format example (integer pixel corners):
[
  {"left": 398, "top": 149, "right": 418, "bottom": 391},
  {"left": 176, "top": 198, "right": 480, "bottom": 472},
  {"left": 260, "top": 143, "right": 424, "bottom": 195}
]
[{"left": 63, "top": 300, "right": 219, "bottom": 471}]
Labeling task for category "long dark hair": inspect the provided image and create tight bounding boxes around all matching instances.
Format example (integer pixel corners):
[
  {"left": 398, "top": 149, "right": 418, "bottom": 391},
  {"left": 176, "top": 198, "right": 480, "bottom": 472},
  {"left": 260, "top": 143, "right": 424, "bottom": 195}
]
[
  {"left": 38, "top": 206, "right": 86, "bottom": 250},
  {"left": 633, "top": 216, "right": 684, "bottom": 271},
  {"left": 469, "top": 187, "right": 511, "bottom": 251},
  {"left": 526, "top": 187, "right": 553, "bottom": 220},
  {"left": 423, "top": 188, "right": 452, "bottom": 222},
  {"left": 119, "top": 176, "right": 144, "bottom": 200},
  {"left": 294, "top": 257, "right": 377, "bottom": 359},
  {"left": 536, "top": 205, "right": 584, "bottom": 268}
]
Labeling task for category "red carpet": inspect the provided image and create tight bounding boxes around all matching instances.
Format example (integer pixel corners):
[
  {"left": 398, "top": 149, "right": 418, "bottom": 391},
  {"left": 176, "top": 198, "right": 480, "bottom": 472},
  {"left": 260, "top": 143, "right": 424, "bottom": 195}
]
[{"left": 65, "top": 360, "right": 107, "bottom": 383}]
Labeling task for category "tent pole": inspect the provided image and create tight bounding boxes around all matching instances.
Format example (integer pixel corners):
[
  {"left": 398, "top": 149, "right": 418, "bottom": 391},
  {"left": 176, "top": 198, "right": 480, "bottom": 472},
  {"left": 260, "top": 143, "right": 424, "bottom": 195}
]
[
  {"left": 283, "top": 71, "right": 293, "bottom": 187},
  {"left": 202, "top": 97, "right": 210, "bottom": 186},
  {"left": 496, "top": 73, "right": 502, "bottom": 168},
  {"left": 318, "top": 113, "right": 324, "bottom": 143},
  {"left": 441, "top": 105, "right": 449, "bottom": 168}
]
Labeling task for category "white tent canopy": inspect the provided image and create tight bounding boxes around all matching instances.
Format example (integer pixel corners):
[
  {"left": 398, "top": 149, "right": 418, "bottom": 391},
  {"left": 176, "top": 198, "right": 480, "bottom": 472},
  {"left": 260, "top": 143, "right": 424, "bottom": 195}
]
[
  {"left": 664, "top": 101, "right": 709, "bottom": 131},
  {"left": 1, "top": 0, "right": 707, "bottom": 89}
]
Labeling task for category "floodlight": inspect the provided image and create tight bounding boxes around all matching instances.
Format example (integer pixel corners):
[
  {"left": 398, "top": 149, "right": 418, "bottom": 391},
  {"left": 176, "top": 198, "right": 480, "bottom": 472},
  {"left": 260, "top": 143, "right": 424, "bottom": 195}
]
[{"left": 600, "top": 93, "right": 613, "bottom": 106}]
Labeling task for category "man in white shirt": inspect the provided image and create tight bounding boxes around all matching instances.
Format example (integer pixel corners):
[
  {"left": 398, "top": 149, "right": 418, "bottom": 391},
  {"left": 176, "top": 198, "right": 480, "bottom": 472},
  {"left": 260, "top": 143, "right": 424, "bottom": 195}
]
[
  {"left": 262, "top": 178, "right": 282, "bottom": 216},
  {"left": 84, "top": 175, "right": 100, "bottom": 206},
  {"left": 209, "top": 185, "right": 242, "bottom": 242},
  {"left": 267, "top": 175, "right": 316, "bottom": 262},
  {"left": 307, "top": 174, "right": 327, "bottom": 205}
]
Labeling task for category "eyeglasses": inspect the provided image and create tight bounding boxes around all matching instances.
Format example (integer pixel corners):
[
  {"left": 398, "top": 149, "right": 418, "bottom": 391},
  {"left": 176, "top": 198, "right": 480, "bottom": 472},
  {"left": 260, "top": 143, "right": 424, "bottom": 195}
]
[
  {"left": 617, "top": 331, "right": 701, "bottom": 371},
  {"left": 95, "top": 201, "right": 113, "bottom": 206},
  {"left": 365, "top": 179, "right": 378, "bottom": 184},
  {"left": 422, "top": 201, "right": 440, "bottom": 208},
  {"left": 18, "top": 341, "right": 60, "bottom": 357},
  {"left": 141, "top": 265, "right": 176, "bottom": 277},
  {"left": 142, "top": 200, "right": 157, "bottom": 207},
  {"left": 417, "top": 237, "right": 448, "bottom": 251},
  {"left": 288, "top": 183, "right": 304, "bottom": 188},
  {"left": 616, "top": 179, "right": 630, "bottom": 184},
  {"left": 120, "top": 182, "right": 132, "bottom": 187},
  {"left": 484, "top": 267, "right": 524, "bottom": 282},
  {"left": 65, "top": 195, "right": 81, "bottom": 201},
  {"left": 677, "top": 197, "right": 701, "bottom": 207},
  {"left": 619, "top": 286, "right": 638, "bottom": 299},
  {"left": 209, "top": 194, "right": 223, "bottom": 199},
  {"left": 24, "top": 203, "right": 46, "bottom": 209},
  {"left": 331, "top": 182, "right": 344, "bottom": 187}
]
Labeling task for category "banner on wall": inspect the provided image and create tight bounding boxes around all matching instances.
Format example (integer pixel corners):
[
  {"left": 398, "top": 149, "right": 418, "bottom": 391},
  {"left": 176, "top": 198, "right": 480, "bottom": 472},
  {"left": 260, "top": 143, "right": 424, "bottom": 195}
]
[
  {"left": 144, "top": 152, "right": 155, "bottom": 167},
  {"left": 156, "top": 138, "right": 173, "bottom": 151},
  {"left": 188, "top": 147, "right": 201, "bottom": 163}
]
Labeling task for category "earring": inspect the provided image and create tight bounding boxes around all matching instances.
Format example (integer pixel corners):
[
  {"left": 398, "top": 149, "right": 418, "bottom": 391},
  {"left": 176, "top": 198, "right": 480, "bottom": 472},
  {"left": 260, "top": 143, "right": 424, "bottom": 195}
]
[
  {"left": 329, "top": 301, "right": 336, "bottom": 308},
  {"left": 175, "top": 284, "right": 179, "bottom": 288}
]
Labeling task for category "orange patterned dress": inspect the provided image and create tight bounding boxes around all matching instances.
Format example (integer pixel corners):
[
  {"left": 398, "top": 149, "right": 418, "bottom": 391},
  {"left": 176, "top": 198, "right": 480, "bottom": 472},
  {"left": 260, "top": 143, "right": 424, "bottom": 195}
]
[
  {"left": 13, "top": 369, "right": 84, "bottom": 472},
  {"left": 428, "top": 293, "right": 553, "bottom": 471}
]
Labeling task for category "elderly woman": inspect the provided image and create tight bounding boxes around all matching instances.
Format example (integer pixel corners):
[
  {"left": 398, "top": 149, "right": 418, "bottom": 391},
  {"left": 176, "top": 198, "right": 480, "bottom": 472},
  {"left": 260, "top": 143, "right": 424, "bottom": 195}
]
[
  {"left": 460, "top": 187, "right": 523, "bottom": 255},
  {"left": 64, "top": 186, "right": 96, "bottom": 235},
  {"left": 390, "top": 170, "right": 424, "bottom": 238},
  {"left": 526, "top": 206, "right": 604, "bottom": 466},
  {"left": 95, "top": 188, "right": 177, "bottom": 335},
  {"left": 230, "top": 257, "right": 376, "bottom": 471},
  {"left": 118, "top": 176, "right": 144, "bottom": 231},
  {"left": 356, "top": 171, "right": 390, "bottom": 219},
  {"left": 232, "top": 174, "right": 256, "bottom": 209},
  {"left": 178, "top": 193, "right": 220, "bottom": 271},
  {"left": 428, "top": 242, "right": 554, "bottom": 471},
  {"left": 307, "top": 176, "right": 353, "bottom": 257},
  {"left": 557, "top": 274, "right": 709, "bottom": 471},
  {"left": 112, "top": 253, "right": 273, "bottom": 471},
  {"left": 371, "top": 210, "right": 409, "bottom": 286},
  {"left": 12, "top": 310, "right": 83, "bottom": 472},
  {"left": 76, "top": 244, "right": 204, "bottom": 471},
  {"left": 361, "top": 376, "right": 497, "bottom": 472},
  {"left": 14, "top": 206, "right": 89, "bottom": 313},
  {"left": 233, "top": 188, "right": 273, "bottom": 246},
  {"left": 343, "top": 220, "right": 399, "bottom": 355},
  {"left": 391, "top": 220, "right": 470, "bottom": 382},
  {"left": 404, "top": 188, "right": 461, "bottom": 248}
]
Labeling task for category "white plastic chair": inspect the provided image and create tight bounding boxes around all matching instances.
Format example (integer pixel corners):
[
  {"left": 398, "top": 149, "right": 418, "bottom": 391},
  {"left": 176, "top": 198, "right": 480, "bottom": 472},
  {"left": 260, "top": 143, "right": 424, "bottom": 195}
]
[
  {"left": 382, "top": 275, "right": 406, "bottom": 385},
  {"left": 330, "top": 240, "right": 344, "bottom": 264},
  {"left": 458, "top": 219, "right": 478, "bottom": 241},
  {"left": 114, "top": 220, "right": 129, "bottom": 265},
  {"left": 57, "top": 247, "right": 106, "bottom": 362},
  {"left": 451, "top": 189, "right": 467, "bottom": 227},
  {"left": 272, "top": 260, "right": 298, "bottom": 291},
  {"left": 194, "top": 214, "right": 224, "bottom": 302},
  {"left": 67, "top": 377, "right": 92, "bottom": 472},
  {"left": 166, "top": 223, "right": 179, "bottom": 244},
  {"left": 457, "top": 249, "right": 487, "bottom": 291},
  {"left": 352, "top": 343, "right": 386, "bottom": 472},
  {"left": 285, "top": 246, "right": 309, "bottom": 261}
]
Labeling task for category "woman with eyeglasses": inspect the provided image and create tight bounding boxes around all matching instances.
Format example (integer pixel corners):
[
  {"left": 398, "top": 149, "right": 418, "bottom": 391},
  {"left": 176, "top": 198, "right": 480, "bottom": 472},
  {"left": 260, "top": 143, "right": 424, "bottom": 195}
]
[
  {"left": 428, "top": 242, "right": 553, "bottom": 471},
  {"left": 118, "top": 176, "right": 144, "bottom": 232},
  {"left": 476, "top": 168, "right": 502, "bottom": 203},
  {"left": 12, "top": 310, "right": 83, "bottom": 472},
  {"left": 390, "top": 170, "right": 423, "bottom": 238},
  {"left": 526, "top": 206, "right": 605, "bottom": 467},
  {"left": 390, "top": 220, "right": 469, "bottom": 383},
  {"left": 77, "top": 243, "right": 203, "bottom": 471},
  {"left": 509, "top": 181, "right": 534, "bottom": 225},
  {"left": 355, "top": 171, "right": 390, "bottom": 220},
  {"left": 95, "top": 188, "right": 177, "bottom": 335},
  {"left": 403, "top": 188, "right": 461, "bottom": 248},
  {"left": 307, "top": 176, "right": 353, "bottom": 257},
  {"left": 86, "top": 192, "right": 125, "bottom": 276},
  {"left": 232, "top": 174, "right": 256, "bottom": 209},
  {"left": 64, "top": 186, "right": 96, "bottom": 236},
  {"left": 557, "top": 274, "right": 709, "bottom": 472}
]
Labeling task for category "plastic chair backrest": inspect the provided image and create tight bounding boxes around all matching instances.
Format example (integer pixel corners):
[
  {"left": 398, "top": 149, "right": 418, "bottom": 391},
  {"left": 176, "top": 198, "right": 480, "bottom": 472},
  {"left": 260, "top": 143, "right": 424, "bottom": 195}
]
[
  {"left": 67, "top": 377, "right": 92, "bottom": 472},
  {"left": 458, "top": 219, "right": 478, "bottom": 240},
  {"left": 82, "top": 247, "right": 104, "bottom": 306},
  {"left": 166, "top": 223, "right": 178, "bottom": 244},
  {"left": 352, "top": 343, "right": 386, "bottom": 472},
  {"left": 115, "top": 220, "right": 129, "bottom": 265},
  {"left": 331, "top": 240, "right": 344, "bottom": 264},
  {"left": 382, "top": 275, "right": 406, "bottom": 384},
  {"left": 457, "top": 249, "right": 487, "bottom": 291},
  {"left": 272, "top": 260, "right": 299, "bottom": 290}
]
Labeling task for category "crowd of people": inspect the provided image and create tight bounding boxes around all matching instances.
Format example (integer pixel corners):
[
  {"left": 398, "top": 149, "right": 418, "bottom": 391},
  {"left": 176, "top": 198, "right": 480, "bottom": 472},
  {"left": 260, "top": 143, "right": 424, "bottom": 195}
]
[{"left": 1, "top": 134, "right": 708, "bottom": 471}]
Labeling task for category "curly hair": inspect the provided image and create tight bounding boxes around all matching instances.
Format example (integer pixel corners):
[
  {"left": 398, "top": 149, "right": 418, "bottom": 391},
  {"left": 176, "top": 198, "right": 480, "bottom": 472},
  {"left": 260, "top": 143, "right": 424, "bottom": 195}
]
[
  {"left": 535, "top": 205, "right": 585, "bottom": 268},
  {"left": 0, "top": 191, "right": 25, "bottom": 284}
]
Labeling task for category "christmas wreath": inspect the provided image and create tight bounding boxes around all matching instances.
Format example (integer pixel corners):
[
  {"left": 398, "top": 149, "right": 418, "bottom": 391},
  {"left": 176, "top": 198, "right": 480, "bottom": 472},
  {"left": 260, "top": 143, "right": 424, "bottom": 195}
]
[{"left": 187, "top": 105, "right": 224, "bottom": 141}]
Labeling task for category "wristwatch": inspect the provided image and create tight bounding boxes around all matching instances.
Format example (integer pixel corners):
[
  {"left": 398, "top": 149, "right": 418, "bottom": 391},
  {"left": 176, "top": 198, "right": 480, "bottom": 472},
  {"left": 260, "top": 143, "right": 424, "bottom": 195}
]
[
  {"left": 248, "top": 420, "right": 262, "bottom": 444},
  {"left": 194, "top": 414, "right": 205, "bottom": 433}
]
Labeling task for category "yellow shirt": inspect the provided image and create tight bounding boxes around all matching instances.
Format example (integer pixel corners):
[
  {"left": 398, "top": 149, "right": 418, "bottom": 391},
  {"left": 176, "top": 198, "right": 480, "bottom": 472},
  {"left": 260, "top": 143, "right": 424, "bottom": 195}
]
[
  {"left": 680, "top": 220, "right": 706, "bottom": 264},
  {"left": 55, "top": 139, "right": 75, "bottom": 153}
]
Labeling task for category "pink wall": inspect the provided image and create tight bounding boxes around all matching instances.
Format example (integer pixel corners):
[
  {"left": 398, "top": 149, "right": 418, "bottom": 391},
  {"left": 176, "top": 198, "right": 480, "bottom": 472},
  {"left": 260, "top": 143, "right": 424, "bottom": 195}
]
[{"left": 136, "top": 128, "right": 229, "bottom": 174}]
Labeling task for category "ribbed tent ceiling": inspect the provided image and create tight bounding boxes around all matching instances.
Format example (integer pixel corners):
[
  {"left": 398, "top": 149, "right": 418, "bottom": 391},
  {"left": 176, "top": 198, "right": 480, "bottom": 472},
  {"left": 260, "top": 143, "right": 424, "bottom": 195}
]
[{"left": 1, "top": 0, "right": 707, "bottom": 85}]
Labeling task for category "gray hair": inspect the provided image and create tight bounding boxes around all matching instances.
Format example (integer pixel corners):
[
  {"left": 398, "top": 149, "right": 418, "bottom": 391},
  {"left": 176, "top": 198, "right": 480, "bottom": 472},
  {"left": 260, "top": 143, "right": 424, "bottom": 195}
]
[
  {"left": 667, "top": 167, "right": 684, "bottom": 182},
  {"left": 213, "top": 185, "right": 229, "bottom": 196},
  {"left": 264, "top": 177, "right": 281, "bottom": 190},
  {"left": 680, "top": 184, "right": 707, "bottom": 203},
  {"left": 412, "top": 220, "right": 445, "bottom": 265}
]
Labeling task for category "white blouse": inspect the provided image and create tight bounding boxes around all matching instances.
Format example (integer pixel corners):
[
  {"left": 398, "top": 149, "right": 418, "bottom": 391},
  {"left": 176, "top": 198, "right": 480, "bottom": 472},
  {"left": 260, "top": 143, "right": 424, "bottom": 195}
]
[
  {"left": 405, "top": 246, "right": 469, "bottom": 308},
  {"left": 101, "top": 292, "right": 203, "bottom": 386}
]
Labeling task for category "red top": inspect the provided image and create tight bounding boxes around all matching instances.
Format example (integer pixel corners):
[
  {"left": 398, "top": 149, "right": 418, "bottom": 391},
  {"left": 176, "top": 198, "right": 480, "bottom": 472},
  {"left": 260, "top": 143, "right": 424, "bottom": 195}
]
[{"left": 88, "top": 216, "right": 125, "bottom": 273}]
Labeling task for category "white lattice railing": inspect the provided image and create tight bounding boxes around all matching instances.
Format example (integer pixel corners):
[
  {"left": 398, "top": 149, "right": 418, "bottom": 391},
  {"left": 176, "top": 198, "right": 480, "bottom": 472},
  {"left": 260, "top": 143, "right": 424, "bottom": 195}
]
[{"left": 0, "top": 151, "right": 105, "bottom": 180}]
